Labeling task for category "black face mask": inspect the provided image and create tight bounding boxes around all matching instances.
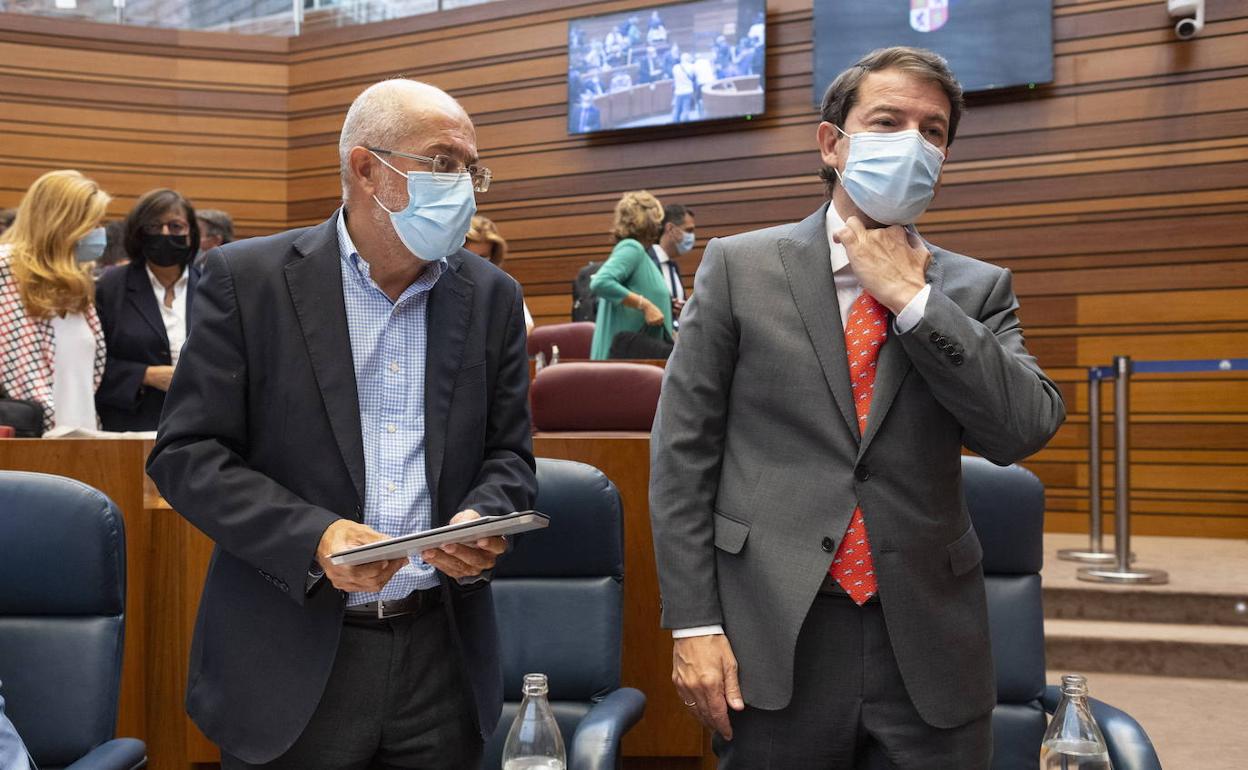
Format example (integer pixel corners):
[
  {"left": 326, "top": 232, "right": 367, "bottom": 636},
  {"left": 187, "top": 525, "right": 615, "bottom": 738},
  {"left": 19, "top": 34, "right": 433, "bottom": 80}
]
[{"left": 142, "top": 234, "right": 192, "bottom": 268}]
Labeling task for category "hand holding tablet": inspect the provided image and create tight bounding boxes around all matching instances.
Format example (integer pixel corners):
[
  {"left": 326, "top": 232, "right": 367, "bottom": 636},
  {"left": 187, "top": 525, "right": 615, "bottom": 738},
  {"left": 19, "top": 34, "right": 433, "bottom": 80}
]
[{"left": 329, "top": 511, "right": 549, "bottom": 567}]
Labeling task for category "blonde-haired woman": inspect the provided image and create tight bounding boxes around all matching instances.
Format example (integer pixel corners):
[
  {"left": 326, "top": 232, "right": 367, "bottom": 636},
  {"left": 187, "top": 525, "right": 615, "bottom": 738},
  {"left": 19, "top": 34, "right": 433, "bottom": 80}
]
[
  {"left": 465, "top": 215, "right": 534, "bottom": 333},
  {"left": 588, "top": 190, "right": 673, "bottom": 359},
  {"left": 0, "top": 170, "right": 111, "bottom": 432}
]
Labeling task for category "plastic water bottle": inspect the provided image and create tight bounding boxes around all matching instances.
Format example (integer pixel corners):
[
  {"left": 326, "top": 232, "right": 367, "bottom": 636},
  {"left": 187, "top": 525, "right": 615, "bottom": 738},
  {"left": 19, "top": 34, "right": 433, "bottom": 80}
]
[
  {"left": 1040, "top": 674, "right": 1113, "bottom": 769},
  {"left": 501, "top": 673, "right": 566, "bottom": 770}
]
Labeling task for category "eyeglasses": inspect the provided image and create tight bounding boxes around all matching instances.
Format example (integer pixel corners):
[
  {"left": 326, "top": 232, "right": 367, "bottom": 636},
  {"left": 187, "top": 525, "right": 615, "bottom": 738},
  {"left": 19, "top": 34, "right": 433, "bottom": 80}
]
[
  {"left": 142, "top": 219, "right": 190, "bottom": 236},
  {"left": 368, "top": 148, "right": 492, "bottom": 193}
]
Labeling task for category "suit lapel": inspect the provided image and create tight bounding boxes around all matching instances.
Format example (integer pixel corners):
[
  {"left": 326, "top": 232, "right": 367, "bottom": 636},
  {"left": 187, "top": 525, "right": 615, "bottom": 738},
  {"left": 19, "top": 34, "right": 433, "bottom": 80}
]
[
  {"left": 423, "top": 254, "right": 473, "bottom": 523},
  {"left": 285, "top": 213, "right": 366, "bottom": 507},
  {"left": 125, "top": 263, "right": 170, "bottom": 346},
  {"left": 858, "top": 238, "right": 945, "bottom": 457},
  {"left": 778, "top": 203, "right": 860, "bottom": 442},
  {"left": 185, "top": 264, "right": 199, "bottom": 321}
]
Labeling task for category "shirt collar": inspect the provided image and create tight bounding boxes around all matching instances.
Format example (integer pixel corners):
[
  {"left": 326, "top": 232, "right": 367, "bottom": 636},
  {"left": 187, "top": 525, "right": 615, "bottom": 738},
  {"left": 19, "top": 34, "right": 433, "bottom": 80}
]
[
  {"left": 335, "top": 207, "right": 448, "bottom": 293},
  {"left": 824, "top": 200, "right": 851, "bottom": 274},
  {"left": 822, "top": 200, "right": 928, "bottom": 275},
  {"left": 145, "top": 264, "right": 188, "bottom": 292},
  {"left": 652, "top": 243, "right": 670, "bottom": 264}
]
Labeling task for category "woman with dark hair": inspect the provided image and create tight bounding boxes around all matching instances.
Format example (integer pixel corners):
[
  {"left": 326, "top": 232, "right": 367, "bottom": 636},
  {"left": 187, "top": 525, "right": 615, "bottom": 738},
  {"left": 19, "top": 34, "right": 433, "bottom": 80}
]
[{"left": 94, "top": 188, "right": 201, "bottom": 431}]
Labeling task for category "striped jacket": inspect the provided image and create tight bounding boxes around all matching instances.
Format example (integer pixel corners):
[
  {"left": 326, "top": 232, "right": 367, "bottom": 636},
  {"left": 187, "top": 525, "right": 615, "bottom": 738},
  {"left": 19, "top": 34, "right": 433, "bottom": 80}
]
[{"left": 0, "top": 246, "right": 106, "bottom": 432}]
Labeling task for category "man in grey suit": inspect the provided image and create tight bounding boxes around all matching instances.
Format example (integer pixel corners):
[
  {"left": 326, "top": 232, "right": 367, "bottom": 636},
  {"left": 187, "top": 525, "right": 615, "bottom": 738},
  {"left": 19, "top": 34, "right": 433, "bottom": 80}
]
[{"left": 650, "top": 47, "right": 1065, "bottom": 768}]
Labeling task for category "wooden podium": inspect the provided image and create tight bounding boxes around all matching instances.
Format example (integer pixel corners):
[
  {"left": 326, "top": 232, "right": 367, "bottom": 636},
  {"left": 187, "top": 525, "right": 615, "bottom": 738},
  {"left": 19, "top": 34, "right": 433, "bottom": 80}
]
[{"left": 0, "top": 439, "right": 220, "bottom": 768}]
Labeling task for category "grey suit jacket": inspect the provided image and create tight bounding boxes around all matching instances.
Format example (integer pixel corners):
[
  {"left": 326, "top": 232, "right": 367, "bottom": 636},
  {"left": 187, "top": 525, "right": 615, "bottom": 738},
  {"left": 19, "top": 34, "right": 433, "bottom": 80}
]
[{"left": 649, "top": 203, "right": 1064, "bottom": 729}]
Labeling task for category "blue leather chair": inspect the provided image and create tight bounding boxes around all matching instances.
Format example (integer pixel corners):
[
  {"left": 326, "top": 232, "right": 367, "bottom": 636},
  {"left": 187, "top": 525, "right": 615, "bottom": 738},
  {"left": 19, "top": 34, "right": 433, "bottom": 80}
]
[
  {"left": 482, "top": 458, "right": 646, "bottom": 770},
  {"left": 0, "top": 471, "right": 147, "bottom": 770},
  {"left": 963, "top": 456, "right": 1161, "bottom": 770}
]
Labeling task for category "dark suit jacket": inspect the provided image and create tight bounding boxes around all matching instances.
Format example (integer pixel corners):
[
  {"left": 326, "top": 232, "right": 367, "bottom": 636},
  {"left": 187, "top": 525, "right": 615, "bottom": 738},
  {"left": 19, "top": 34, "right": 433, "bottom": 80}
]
[
  {"left": 146, "top": 212, "right": 537, "bottom": 763},
  {"left": 646, "top": 244, "right": 684, "bottom": 301},
  {"left": 95, "top": 261, "right": 199, "bottom": 431},
  {"left": 639, "top": 56, "right": 663, "bottom": 84},
  {"left": 570, "top": 103, "right": 601, "bottom": 133}
]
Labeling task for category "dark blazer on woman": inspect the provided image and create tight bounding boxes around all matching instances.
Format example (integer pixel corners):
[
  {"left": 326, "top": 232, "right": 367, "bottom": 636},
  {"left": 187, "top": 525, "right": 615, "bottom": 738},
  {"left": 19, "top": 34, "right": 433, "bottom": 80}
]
[{"left": 94, "top": 260, "right": 198, "bottom": 431}]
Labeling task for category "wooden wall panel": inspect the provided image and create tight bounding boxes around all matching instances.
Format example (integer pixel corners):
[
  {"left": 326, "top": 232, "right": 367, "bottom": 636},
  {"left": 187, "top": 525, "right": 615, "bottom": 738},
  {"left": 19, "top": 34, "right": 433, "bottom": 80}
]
[
  {"left": 0, "top": 14, "right": 289, "bottom": 236},
  {"left": 9, "top": 0, "right": 1239, "bottom": 540},
  {"left": 283, "top": 0, "right": 1248, "bottom": 545}
]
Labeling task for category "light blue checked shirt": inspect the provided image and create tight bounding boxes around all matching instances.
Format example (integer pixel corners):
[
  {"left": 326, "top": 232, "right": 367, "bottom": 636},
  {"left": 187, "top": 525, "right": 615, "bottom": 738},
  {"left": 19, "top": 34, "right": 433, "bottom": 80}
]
[{"left": 336, "top": 210, "right": 446, "bottom": 605}]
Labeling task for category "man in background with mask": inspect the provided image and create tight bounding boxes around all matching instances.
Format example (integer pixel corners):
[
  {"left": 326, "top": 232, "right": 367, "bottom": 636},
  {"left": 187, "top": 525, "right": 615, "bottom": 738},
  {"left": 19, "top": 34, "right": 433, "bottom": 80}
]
[
  {"left": 647, "top": 203, "right": 695, "bottom": 323},
  {"left": 148, "top": 78, "right": 536, "bottom": 769},
  {"left": 650, "top": 47, "right": 1064, "bottom": 768}
]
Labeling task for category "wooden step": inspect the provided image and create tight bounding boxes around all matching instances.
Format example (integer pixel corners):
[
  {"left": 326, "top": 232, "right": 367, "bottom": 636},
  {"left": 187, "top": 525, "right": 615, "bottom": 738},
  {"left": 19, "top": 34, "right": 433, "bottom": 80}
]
[{"left": 1045, "top": 618, "right": 1248, "bottom": 680}]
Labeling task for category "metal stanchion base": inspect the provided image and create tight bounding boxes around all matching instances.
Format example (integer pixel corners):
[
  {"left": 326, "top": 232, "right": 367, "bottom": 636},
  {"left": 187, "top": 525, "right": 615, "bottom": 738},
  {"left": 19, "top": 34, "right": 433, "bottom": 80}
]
[
  {"left": 1077, "top": 566, "right": 1169, "bottom": 585},
  {"left": 1057, "top": 548, "right": 1134, "bottom": 564}
]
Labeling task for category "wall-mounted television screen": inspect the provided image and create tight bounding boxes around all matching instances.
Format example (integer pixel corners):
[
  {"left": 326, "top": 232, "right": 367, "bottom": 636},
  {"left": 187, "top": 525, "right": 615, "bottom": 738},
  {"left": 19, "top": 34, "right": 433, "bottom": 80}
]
[
  {"left": 812, "top": 0, "right": 1053, "bottom": 103},
  {"left": 567, "top": 0, "right": 767, "bottom": 135}
]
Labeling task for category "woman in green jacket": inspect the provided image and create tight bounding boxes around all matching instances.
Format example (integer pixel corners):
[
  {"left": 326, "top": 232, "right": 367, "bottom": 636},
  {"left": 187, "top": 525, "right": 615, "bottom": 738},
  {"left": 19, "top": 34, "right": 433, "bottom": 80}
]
[{"left": 589, "top": 190, "right": 674, "bottom": 359}]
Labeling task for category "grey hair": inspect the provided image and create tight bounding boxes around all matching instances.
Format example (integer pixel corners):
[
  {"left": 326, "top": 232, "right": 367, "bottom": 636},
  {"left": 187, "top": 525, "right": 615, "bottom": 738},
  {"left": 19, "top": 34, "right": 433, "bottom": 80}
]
[{"left": 337, "top": 79, "right": 467, "bottom": 197}]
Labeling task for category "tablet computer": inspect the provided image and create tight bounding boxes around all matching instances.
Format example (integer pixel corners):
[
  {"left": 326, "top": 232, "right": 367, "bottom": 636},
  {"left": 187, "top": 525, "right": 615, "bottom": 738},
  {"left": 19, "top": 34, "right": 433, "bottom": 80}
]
[{"left": 329, "top": 511, "right": 549, "bottom": 566}]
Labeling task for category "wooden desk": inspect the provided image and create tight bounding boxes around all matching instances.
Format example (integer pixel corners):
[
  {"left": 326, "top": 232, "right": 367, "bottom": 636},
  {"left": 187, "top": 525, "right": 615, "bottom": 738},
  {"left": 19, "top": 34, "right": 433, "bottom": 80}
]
[
  {"left": 0, "top": 439, "right": 219, "bottom": 768},
  {"left": 1, "top": 435, "right": 707, "bottom": 769}
]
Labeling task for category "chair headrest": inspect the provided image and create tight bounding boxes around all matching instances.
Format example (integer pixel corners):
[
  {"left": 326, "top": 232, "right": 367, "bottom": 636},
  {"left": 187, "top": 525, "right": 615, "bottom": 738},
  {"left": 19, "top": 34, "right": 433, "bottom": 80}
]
[
  {"left": 0, "top": 472, "right": 126, "bottom": 614},
  {"left": 494, "top": 459, "right": 623, "bottom": 578},
  {"left": 526, "top": 322, "right": 596, "bottom": 360},
  {"left": 531, "top": 362, "right": 662, "bottom": 432},
  {"left": 961, "top": 456, "right": 1045, "bottom": 575}
]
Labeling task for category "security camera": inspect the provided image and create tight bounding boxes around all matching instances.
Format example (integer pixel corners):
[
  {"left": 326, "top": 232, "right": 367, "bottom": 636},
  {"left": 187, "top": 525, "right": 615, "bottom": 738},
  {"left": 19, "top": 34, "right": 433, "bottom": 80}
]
[{"left": 1167, "top": 0, "right": 1204, "bottom": 39}]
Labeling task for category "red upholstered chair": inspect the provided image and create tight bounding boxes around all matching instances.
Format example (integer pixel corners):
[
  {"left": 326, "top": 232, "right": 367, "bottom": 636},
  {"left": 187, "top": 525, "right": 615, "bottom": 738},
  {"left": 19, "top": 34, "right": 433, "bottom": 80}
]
[
  {"left": 527, "top": 322, "right": 596, "bottom": 361},
  {"left": 531, "top": 362, "right": 664, "bottom": 431}
]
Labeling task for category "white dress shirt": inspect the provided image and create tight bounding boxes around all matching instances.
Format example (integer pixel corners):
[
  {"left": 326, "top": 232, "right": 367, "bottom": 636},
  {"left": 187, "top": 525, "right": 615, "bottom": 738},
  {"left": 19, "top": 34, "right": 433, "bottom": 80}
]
[
  {"left": 49, "top": 312, "right": 98, "bottom": 431},
  {"left": 673, "top": 201, "right": 931, "bottom": 640},
  {"left": 146, "top": 266, "right": 189, "bottom": 366},
  {"left": 651, "top": 243, "right": 686, "bottom": 303}
]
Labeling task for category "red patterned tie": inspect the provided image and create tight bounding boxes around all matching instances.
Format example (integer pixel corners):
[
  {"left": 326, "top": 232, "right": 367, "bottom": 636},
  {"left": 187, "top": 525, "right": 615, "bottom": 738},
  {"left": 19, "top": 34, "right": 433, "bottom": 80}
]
[{"left": 830, "top": 292, "right": 888, "bottom": 605}]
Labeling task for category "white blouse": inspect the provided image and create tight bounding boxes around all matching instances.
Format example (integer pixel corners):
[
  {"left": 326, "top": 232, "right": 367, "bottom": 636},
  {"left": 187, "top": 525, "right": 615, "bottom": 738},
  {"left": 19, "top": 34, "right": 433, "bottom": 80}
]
[
  {"left": 50, "top": 312, "right": 98, "bottom": 430},
  {"left": 146, "top": 266, "right": 189, "bottom": 366}
]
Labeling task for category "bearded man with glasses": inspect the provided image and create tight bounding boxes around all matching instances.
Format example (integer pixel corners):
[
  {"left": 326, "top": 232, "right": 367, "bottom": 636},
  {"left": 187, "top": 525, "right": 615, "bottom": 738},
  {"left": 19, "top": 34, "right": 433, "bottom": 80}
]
[{"left": 148, "top": 79, "right": 536, "bottom": 769}]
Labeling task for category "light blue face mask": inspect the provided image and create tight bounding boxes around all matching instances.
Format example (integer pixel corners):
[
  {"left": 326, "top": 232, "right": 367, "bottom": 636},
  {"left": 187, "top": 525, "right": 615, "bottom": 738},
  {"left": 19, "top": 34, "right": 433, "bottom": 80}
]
[
  {"left": 676, "top": 230, "right": 696, "bottom": 255},
  {"left": 372, "top": 153, "right": 477, "bottom": 260},
  {"left": 834, "top": 126, "right": 945, "bottom": 225},
  {"left": 75, "top": 226, "right": 107, "bottom": 263}
]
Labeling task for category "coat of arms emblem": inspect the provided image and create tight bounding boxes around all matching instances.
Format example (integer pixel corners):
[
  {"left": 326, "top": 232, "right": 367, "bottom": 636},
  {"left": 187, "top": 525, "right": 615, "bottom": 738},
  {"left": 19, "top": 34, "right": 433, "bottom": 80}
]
[{"left": 910, "top": 0, "right": 949, "bottom": 32}]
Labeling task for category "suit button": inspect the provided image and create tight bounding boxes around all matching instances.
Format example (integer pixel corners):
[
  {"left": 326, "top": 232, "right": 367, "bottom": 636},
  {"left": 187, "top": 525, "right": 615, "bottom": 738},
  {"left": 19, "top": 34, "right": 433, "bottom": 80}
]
[
  {"left": 855, "top": 466, "right": 871, "bottom": 482},
  {"left": 929, "top": 331, "right": 941, "bottom": 343},
  {"left": 951, "top": 353, "right": 965, "bottom": 366},
  {"left": 821, "top": 537, "right": 835, "bottom": 553}
]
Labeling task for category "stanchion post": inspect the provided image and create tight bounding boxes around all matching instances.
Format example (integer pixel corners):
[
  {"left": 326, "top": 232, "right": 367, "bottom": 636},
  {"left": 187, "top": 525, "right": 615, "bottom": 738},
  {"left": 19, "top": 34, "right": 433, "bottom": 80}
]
[
  {"left": 1090, "top": 374, "right": 1103, "bottom": 551},
  {"left": 1079, "top": 356, "right": 1168, "bottom": 584},
  {"left": 1058, "top": 368, "right": 1124, "bottom": 564}
]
